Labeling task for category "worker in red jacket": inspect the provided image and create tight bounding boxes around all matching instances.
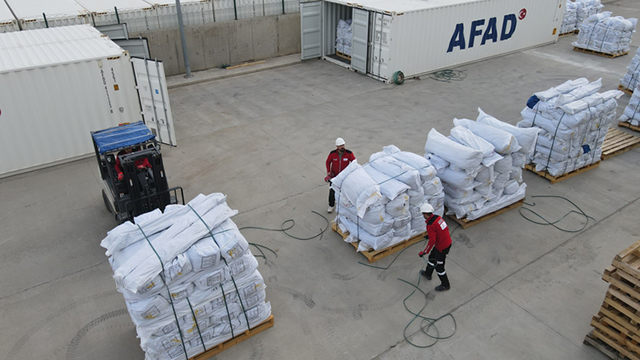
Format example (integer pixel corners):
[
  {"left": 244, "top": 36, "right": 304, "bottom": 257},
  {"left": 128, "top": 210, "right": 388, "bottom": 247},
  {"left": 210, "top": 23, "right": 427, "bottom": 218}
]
[
  {"left": 418, "top": 203, "right": 452, "bottom": 292},
  {"left": 114, "top": 147, "right": 151, "bottom": 181},
  {"left": 324, "top": 137, "right": 356, "bottom": 213}
]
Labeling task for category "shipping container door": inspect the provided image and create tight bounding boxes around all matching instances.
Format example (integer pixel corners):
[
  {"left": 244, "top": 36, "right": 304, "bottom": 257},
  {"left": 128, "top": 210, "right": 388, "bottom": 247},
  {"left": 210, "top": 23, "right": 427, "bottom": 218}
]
[
  {"left": 351, "top": 8, "right": 369, "bottom": 74},
  {"left": 131, "top": 58, "right": 177, "bottom": 146},
  {"left": 300, "top": 1, "right": 321, "bottom": 60}
]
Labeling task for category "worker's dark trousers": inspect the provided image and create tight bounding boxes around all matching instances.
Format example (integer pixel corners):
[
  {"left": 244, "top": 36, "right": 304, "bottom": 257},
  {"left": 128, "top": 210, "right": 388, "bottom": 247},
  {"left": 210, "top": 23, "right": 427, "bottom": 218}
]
[
  {"left": 425, "top": 245, "right": 451, "bottom": 288},
  {"left": 328, "top": 181, "right": 335, "bottom": 207}
]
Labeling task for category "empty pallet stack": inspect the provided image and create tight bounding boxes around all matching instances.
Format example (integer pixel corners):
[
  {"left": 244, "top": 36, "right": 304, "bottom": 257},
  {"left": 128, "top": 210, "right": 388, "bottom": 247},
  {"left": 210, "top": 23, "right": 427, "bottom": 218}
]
[
  {"left": 519, "top": 78, "right": 623, "bottom": 182},
  {"left": 586, "top": 239, "right": 640, "bottom": 360},
  {"left": 101, "top": 193, "right": 273, "bottom": 360},
  {"left": 332, "top": 145, "right": 444, "bottom": 262}
]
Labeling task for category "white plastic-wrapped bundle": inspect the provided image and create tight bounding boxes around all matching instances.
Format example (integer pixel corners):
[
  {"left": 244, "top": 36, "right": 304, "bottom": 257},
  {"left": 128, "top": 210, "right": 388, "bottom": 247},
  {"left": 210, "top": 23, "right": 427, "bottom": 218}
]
[
  {"left": 334, "top": 145, "right": 444, "bottom": 252},
  {"left": 432, "top": 111, "right": 532, "bottom": 220},
  {"left": 518, "top": 79, "right": 624, "bottom": 177},
  {"left": 620, "top": 48, "right": 640, "bottom": 91},
  {"left": 102, "top": 193, "right": 271, "bottom": 360},
  {"left": 573, "top": 12, "right": 637, "bottom": 55},
  {"left": 561, "top": 0, "right": 578, "bottom": 35},
  {"left": 336, "top": 19, "right": 353, "bottom": 55},
  {"left": 619, "top": 83, "right": 640, "bottom": 126},
  {"left": 575, "top": 0, "right": 603, "bottom": 24}
]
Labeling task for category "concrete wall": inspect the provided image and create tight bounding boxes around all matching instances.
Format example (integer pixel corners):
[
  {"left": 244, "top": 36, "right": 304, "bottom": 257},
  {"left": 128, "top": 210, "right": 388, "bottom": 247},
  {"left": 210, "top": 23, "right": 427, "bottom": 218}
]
[{"left": 131, "top": 13, "right": 301, "bottom": 76}]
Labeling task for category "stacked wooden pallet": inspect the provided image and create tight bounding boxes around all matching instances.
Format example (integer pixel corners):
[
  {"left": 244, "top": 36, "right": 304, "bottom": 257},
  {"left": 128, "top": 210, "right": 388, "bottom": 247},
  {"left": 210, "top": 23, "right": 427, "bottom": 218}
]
[{"left": 585, "top": 239, "right": 640, "bottom": 360}]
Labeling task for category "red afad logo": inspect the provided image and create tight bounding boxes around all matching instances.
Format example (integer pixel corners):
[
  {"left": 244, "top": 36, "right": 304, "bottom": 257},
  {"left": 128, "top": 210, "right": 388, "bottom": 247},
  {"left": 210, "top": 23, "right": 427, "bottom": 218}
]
[{"left": 519, "top": 8, "right": 527, "bottom": 20}]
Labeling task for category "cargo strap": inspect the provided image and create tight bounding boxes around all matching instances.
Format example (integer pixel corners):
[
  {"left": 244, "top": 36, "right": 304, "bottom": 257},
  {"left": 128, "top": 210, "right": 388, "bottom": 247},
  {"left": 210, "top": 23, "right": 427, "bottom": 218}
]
[
  {"left": 136, "top": 224, "right": 189, "bottom": 360},
  {"left": 586, "top": 20, "right": 600, "bottom": 52},
  {"left": 187, "top": 205, "right": 253, "bottom": 335},
  {"left": 185, "top": 297, "right": 207, "bottom": 353},
  {"left": 543, "top": 113, "right": 566, "bottom": 176},
  {"left": 598, "top": 22, "right": 614, "bottom": 53},
  {"left": 629, "top": 61, "right": 640, "bottom": 90}
]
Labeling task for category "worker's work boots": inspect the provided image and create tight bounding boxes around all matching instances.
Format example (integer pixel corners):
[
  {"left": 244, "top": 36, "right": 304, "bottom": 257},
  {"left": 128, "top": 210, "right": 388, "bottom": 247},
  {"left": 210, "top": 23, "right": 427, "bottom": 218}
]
[{"left": 435, "top": 274, "right": 451, "bottom": 292}]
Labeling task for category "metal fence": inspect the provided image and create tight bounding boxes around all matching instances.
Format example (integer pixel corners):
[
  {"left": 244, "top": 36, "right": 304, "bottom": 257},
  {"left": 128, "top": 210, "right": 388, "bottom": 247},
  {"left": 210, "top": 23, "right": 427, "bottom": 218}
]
[{"left": 0, "top": 0, "right": 301, "bottom": 33}]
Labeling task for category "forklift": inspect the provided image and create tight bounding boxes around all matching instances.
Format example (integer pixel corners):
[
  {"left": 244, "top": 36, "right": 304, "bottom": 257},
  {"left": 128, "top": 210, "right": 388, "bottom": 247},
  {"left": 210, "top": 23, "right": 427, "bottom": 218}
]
[{"left": 91, "top": 121, "right": 184, "bottom": 224}]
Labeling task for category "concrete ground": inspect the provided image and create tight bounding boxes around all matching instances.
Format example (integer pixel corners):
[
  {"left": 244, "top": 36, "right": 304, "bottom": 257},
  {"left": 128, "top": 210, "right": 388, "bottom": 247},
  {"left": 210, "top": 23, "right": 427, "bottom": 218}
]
[{"left": 1, "top": 0, "right": 640, "bottom": 359}]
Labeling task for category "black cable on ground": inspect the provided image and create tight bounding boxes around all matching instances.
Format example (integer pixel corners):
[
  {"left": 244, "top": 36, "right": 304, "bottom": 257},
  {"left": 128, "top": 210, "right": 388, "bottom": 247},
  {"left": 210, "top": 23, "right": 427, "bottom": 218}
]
[
  {"left": 240, "top": 211, "right": 331, "bottom": 262},
  {"left": 397, "top": 261, "right": 457, "bottom": 348},
  {"left": 519, "top": 195, "right": 596, "bottom": 233},
  {"left": 429, "top": 69, "right": 467, "bottom": 83}
]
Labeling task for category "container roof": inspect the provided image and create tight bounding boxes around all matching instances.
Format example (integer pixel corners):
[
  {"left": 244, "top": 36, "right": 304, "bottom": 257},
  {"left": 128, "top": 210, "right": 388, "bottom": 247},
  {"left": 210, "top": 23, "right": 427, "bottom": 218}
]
[
  {"left": 5, "top": 0, "right": 89, "bottom": 20},
  {"left": 323, "top": 0, "right": 484, "bottom": 13},
  {"left": 0, "top": 25, "right": 125, "bottom": 73},
  {"left": 0, "top": 1, "right": 15, "bottom": 23},
  {"left": 75, "top": 0, "right": 153, "bottom": 13}
]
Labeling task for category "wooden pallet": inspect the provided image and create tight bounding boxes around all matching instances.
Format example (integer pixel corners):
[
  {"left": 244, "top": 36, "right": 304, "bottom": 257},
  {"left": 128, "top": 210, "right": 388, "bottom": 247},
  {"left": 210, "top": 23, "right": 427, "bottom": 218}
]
[
  {"left": 585, "top": 329, "right": 640, "bottom": 360},
  {"left": 586, "top": 240, "right": 640, "bottom": 360},
  {"left": 446, "top": 199, "right": 525, "bottom": 230},
  {"left": 524, "top": 162, "right": 600, "bottom": 184},
  {"left": 602, "top": 128, "right": 640, "bottom": 160},
  {"left": 335, "top": 51, "right": 351, "bottom": 61},
  {"left": 573, "top": 47, "right": 629, "bottom": 58},
  {"left": 332, "top": 221, "right": 426, "bottom": 263},
  {"left": 559, "top": 30, "right": 578, "bottom": 37},
  {"left": 190, "top": 315, "right": 274, "bottom": 360},
  {"left": 619, "top": 84, "right": 634, "bottom": 96},
  {"left": 619, "top": 122, "right": 640, "bottom": 133}
]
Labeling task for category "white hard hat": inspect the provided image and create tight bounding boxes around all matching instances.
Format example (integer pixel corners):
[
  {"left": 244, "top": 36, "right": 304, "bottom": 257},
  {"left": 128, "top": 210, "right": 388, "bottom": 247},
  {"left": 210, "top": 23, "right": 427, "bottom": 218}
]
[
  {"left": 335, "top": 137, "right": 345, "bottom": 146},
  {"left": 420, "top": 203, "right": 434, "bottom": 213}
]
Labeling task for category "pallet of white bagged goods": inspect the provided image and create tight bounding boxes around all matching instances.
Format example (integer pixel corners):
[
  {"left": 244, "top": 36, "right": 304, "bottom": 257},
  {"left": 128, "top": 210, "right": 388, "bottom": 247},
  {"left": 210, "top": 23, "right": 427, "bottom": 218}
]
[
  {"left": 618, "top": 84, "right": 634, "bottom": 96},
  {"left": 446, "top": 199, "right": 525, "bottom": 230},
  {"left": 331, "top": 221, "right": 426, "bottom": 263},
  {"left": 524, "top": 162, "right": 600, "bottom": 184},
  {"left": 559, "top": 30, "right": 578, "bottom": 37},
  {"left": 573, "top": 47, "right": 629, "bottom": 58},
  {"left": 190, "top": 315, "right": 274, "bottom": 360},
  {"left": 601, "top": 128, "right": 640, "bottom": 160},
  {"left": 619, "top": 122, "right": 640, "bottom": 133},
  {"left": 335, "top": 51, "right": 351, "bottom": 61}
]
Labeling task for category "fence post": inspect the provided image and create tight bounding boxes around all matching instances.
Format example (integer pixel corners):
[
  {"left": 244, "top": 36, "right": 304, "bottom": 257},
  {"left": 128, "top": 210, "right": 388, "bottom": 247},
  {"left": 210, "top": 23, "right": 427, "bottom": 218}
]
[{"left": 233, "top": 0, "right": 238, "bottom": 20}]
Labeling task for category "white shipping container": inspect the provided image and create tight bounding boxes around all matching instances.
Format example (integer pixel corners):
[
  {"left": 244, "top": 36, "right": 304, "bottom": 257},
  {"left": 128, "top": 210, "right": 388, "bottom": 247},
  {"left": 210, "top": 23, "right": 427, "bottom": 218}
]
[
  {"left": 76, "top": 0, "right": 158, "bottom": 33},
  {"left": 0, "top": 25, "right": 174, "bottom": 178},
  {"left": 6, "top": 0, "right": 91, "bottom": 30},
  {"left": 301, "top": 0, "right": 564, "bottom": 83},
  {"left": 0, "top": 1, "right": 19, "bottom": 33}
]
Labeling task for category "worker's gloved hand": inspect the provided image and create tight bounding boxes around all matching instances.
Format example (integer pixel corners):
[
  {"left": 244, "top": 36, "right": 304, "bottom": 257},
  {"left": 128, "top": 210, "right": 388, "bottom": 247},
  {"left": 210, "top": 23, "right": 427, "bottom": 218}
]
[
  {"left": 117, "top": 173, "right": 124, "bottom": 181},
  {"left": 137, "top": 164, "right": 145, "bottom": 170},
  {"left": 418, "top": 251, "right": 425, "bottom": 257},
  {"left": 324, "top": 175, "right": 332, "bottom": 182}
]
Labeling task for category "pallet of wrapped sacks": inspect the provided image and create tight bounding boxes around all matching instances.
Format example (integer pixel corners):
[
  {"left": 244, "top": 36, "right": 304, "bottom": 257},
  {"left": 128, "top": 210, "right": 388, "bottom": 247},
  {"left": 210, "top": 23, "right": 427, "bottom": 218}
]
[
  {"left": 572, "top": 12, "right": 636, "bottom": 57},
  {"left": 424, "top": 109, "right": 537, "bottom": 228},
  {"left": 100, "top": 193, "right": 274, "bottom": 360},
  {"left": 519, "top": 78, "right": 624, "bottom": 182},
  {"left": 619, "top": 83, "right": 640, "bottom": 132},
  {"left": 330, "top": 145, "right": 444, "bottom": 263}
]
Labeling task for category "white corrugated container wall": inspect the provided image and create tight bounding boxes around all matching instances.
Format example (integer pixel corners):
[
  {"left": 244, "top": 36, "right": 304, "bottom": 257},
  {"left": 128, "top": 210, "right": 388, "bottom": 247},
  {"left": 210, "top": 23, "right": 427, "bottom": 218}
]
[
  {"left": 386, "top": 0, "right": 563, "bottom": 81},
  {"left": 6, "top": 0, "right": 91, "bottom": 30},
  {"left": 303, "top": 0, "right": 563, "bottom": 83},
  {"left": 144, "top": 0, "right": 215, "bottom": 28},
  {"left": 0, "top": 25, "right": 142, "bottom": 178},
  {"left": 76, "top": 0, "right": 159, "bottom": 33}
]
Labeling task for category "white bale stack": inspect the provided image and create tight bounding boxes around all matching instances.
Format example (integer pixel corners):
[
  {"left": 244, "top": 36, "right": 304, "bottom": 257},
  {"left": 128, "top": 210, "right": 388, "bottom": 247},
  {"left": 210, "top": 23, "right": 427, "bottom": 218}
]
[
  {"left": 576, "top": 0, "right": 604, "bottom": 24},
  {"left": 561, "top": 1, "right": 578, "bottom": 35},
  {"left": 336, "top": 19, "right": 352, "bottom": 55},
  {"left": 620, "top": 48, "right": 640, "bottom": 91},
  {"left": 101, "top": 193, "right": 271, "bottom": 360},
  {"left": 332, "top": 145, "right": 444, "bottom": 252},
  {"left": 518, "top": 78, "right": 624, "bottom": 177},
  {"left": 424, "top": 109, "right": 534, "bottom": 221},
  {"left": 573, "top": 12, "right": 637, "bottom": 55},
  {"left": 619, "top": 83, "right": 640, "bottom": 127}
]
